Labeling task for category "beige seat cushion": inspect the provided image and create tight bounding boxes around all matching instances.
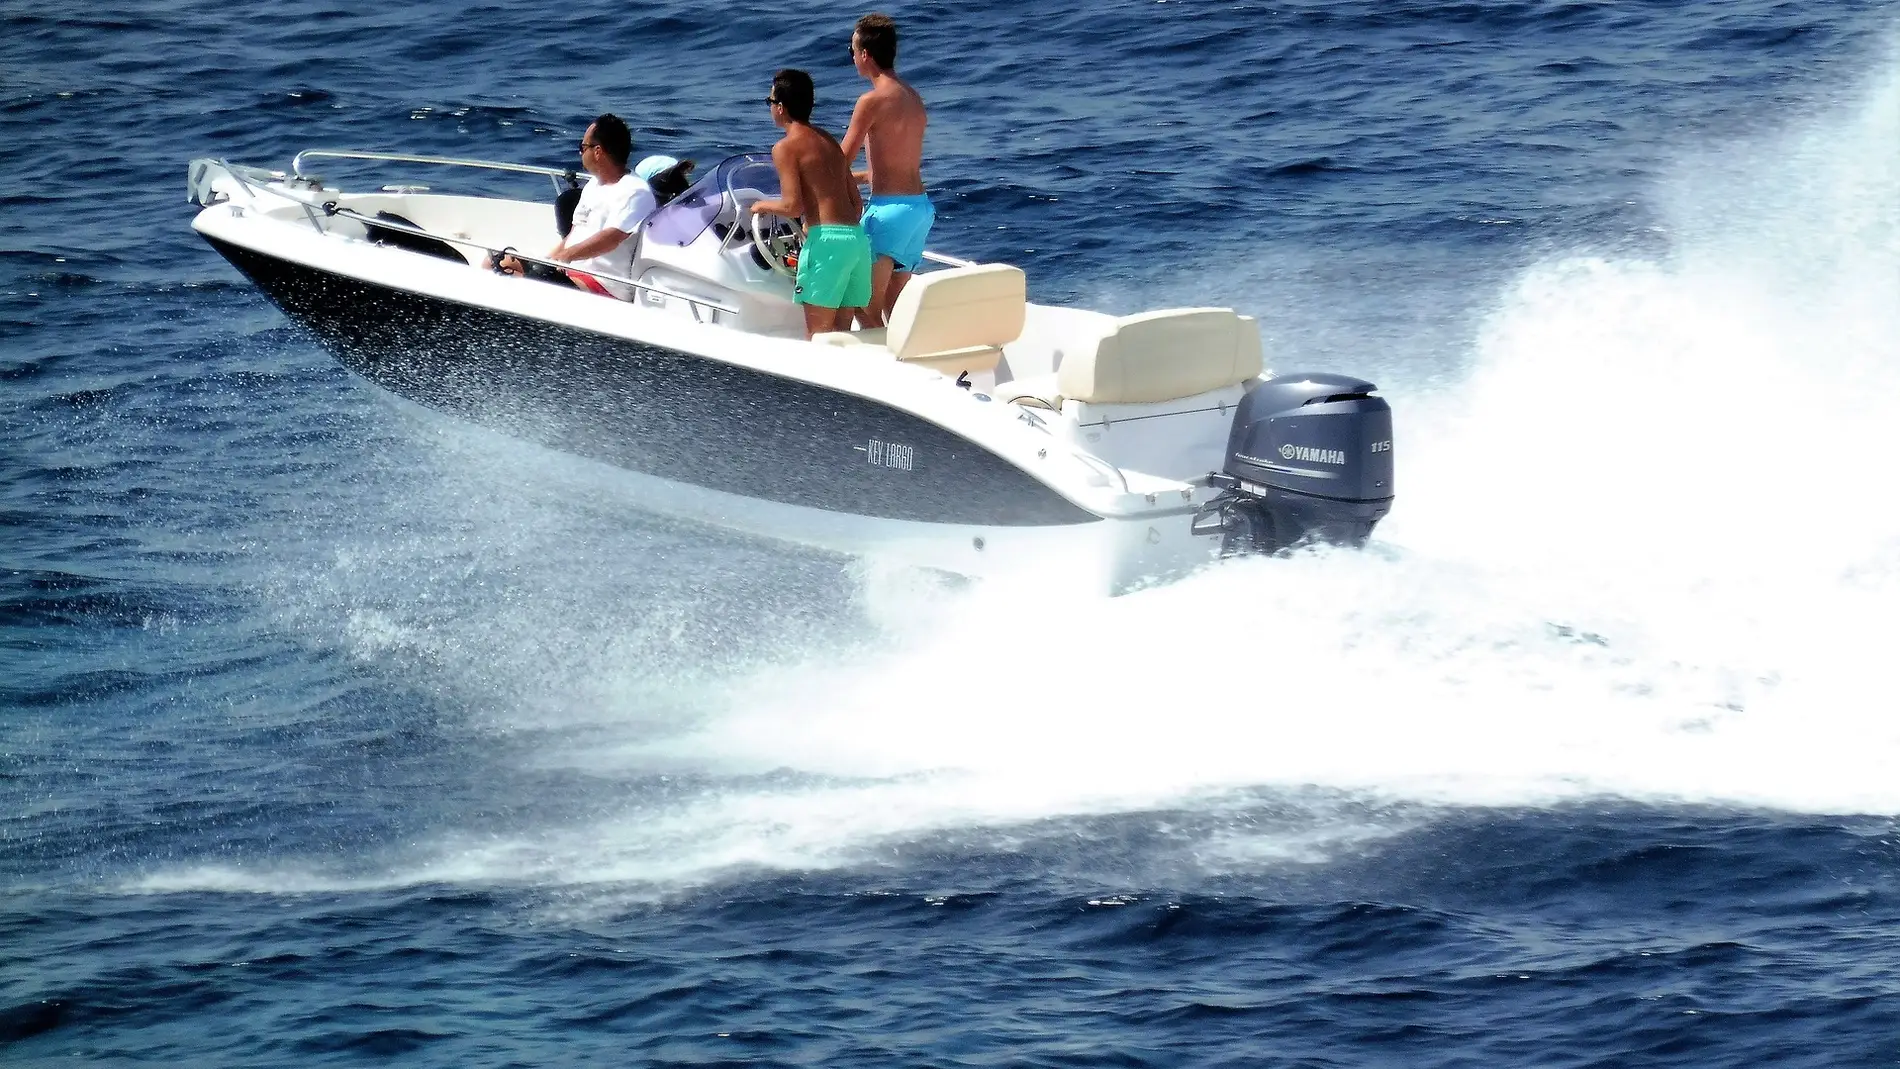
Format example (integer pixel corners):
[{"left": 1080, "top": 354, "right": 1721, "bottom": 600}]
[
  {"left": 814, "top": 327, "right": 1002, "bottom": 377},
  {"left": 813, "top": 264, "right": 1025, "bottom": 377},
  {"left": 904, "top": 345, "right": 1004, "bottom": 377},
  {"left": 1057, "top": 308, "right": 1263, "bottom": 404},
  {"left": 812, "top": 327, "right": 888, "bottom": 348},
  {"left": 887, "top": 264, "right": 1026, "bottom": 359}
]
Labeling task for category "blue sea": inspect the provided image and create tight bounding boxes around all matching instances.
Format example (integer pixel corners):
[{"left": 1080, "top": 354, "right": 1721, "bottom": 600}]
[{"left": 6, "top": 1, "right": 1900, "bottom": 1063}]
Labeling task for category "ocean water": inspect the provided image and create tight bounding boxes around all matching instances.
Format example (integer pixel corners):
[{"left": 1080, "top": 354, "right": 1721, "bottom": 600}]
[{"left": 5, "top": 0, "right": 1900, "bottom": 1064}]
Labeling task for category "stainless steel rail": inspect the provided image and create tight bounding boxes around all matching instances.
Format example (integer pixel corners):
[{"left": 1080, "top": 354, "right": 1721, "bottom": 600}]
[
  {"left": 292, "top": 153, "right": 975, "bottom": 270},
  {"left": 293, "top": 149, "right": 576, "bottom": 187},
  {"left": 324, "top": 205, "right": 739, "bottom": 317},
  {"left": 919, "top": 250, "right": 976, "bottom": 268},
  {"left": 1071, "top": 449, "right": 1133, "bottom": 494},
  {"left": 241, "top": 153, "right": 999, "bottom": 314}
]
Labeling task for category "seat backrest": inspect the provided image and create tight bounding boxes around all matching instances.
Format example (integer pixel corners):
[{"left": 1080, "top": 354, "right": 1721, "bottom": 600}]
[
  {"left": 886, "top": 264, "right": 1027, "bottom": 361},
  {"left": 365, "top": 211, "right": 469, "bottom": 264},
  {"left": 645, "top": 159, "right": 696, "bottom": 207},
  {"left": 553, "top": 185, "right": 583, "bottom": 237},
  {"left": 1057, "top": 307, "right": 1263, "bottom": 404}
]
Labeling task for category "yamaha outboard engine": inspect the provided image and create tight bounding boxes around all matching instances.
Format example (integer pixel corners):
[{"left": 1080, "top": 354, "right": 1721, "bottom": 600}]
[{"left": 1192, "top": 373, "right": 1394, "bottom": 555}]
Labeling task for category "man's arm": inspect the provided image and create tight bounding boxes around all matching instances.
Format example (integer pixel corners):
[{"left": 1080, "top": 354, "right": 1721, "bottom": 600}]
[
  {"left": 553, "top": 227, "right": 629, "bottom": 263},
  {"left": 559, "top": 180, "right": 658, "bottom": 262},
  {"left": 840, "top": 93, "right": 876, "bottom": 186},
  {"left": 556, "top": 180, "right": 657, "bottom": 262},
  {"left": 750, "top": 141, "right": 805, "bottom": 219}
]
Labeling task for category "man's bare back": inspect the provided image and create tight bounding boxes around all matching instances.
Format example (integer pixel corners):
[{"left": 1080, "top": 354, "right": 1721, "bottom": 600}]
[
  {"left": 841, "top": 71, "right": 926, "bottom": 196},
  {"left": 764, "top": 123, "right": 862, "bottom": 227}
]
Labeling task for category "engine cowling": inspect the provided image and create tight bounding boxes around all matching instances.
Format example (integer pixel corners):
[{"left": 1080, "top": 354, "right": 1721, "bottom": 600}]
[{"left": 1192, "top": 373, "right": 1394, "bottom": 555}]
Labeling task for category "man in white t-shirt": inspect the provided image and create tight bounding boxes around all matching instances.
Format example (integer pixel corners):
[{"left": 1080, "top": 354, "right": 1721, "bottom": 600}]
[{"left": 544, "top": 113, "right": 656, "bottom": 299}]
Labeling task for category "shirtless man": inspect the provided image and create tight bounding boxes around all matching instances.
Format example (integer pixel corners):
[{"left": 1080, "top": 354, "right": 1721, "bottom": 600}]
[
  {"left": 840, "top": 12, "right": 931, "bottom": 328},
  {"left": 752, "top": 69, "right": 871, "bottom": 339}
]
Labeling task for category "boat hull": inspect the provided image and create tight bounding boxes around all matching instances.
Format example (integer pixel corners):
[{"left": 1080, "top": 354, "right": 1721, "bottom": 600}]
[{"left": 205, "top": 235, "right": 1100, "bottom": 530}]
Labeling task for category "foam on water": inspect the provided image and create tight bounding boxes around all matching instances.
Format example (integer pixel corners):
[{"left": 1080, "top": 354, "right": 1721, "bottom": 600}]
[
  {"left": 636, "top": 53, "right": 1898, "bottom": 786},
  {"left": 136, "top": 49, "right": 1900, "bottom": 898}
]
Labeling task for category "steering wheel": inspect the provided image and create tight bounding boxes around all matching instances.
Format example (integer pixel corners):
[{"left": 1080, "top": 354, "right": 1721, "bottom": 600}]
[{"left": 749, "top": 209, "right": 803, "bottom": 277}]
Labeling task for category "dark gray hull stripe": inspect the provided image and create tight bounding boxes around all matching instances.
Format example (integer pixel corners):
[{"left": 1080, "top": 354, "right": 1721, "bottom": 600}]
[{"left": 205, "top": 236, "right": 1101, "bottom": 528}]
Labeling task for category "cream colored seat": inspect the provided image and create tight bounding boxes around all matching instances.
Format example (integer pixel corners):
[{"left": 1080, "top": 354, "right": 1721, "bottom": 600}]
[
  {"left": 813, "top": 263, "right": 1026, "bottom": 377},
  {"left": 1060, "top": 308, "right": 1262, "bottom": 404},
  {"left": 995, "top": 308, "right": 1263, "bottom": 410}
]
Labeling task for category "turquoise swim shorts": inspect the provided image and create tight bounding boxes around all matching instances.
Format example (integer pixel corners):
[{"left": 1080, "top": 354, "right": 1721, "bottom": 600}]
[
  {"left": 794, "top": 223, "right": 873, "bottom": 309},
  {"left": 861, "top": 194, "right": 936, "bottom": 273}
]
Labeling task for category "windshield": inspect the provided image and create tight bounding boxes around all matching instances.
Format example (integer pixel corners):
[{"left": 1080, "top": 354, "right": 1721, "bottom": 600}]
[{"left": 644, "top": 153, "right": 780, "bottom": 248}]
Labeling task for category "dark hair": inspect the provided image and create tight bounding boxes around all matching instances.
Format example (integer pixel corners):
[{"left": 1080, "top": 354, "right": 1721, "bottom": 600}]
[
  {"left": 772, "top": 69, "right": 814, "bottom": 123},
  {"left": 854, "top": 13, "right": 897, "bottom": 71},
  {"left": 590, "top": 113, "right": 632, "bottom": 168}
]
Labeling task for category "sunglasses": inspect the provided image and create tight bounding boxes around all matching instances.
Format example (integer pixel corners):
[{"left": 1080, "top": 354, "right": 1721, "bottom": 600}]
[
  {"left": 765, "top": 95, "right": 780, "bottom": 106},
  {"left": 579, "top": 141, "right": 599, "bottom": 153}
]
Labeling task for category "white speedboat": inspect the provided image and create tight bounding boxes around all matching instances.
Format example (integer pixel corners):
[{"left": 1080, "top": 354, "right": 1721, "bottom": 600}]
[{"left": 186, "top": 150, "right": 1393, "bottom": 592}]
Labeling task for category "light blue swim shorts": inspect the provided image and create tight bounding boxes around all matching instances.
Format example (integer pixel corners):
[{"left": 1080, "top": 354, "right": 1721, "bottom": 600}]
[{"left": 860, "top": 194, "right": 936, "bottom": 273}]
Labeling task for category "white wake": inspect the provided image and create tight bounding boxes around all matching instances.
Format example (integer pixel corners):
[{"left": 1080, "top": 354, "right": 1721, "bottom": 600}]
[{"left": 136, "top": 47, "right": 1900, "bottom": 898}]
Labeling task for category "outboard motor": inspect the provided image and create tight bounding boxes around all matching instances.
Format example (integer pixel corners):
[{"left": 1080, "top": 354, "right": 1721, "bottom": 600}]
[{"left": 1192, "top": 372, "right": 1394, "bottom": 556}]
